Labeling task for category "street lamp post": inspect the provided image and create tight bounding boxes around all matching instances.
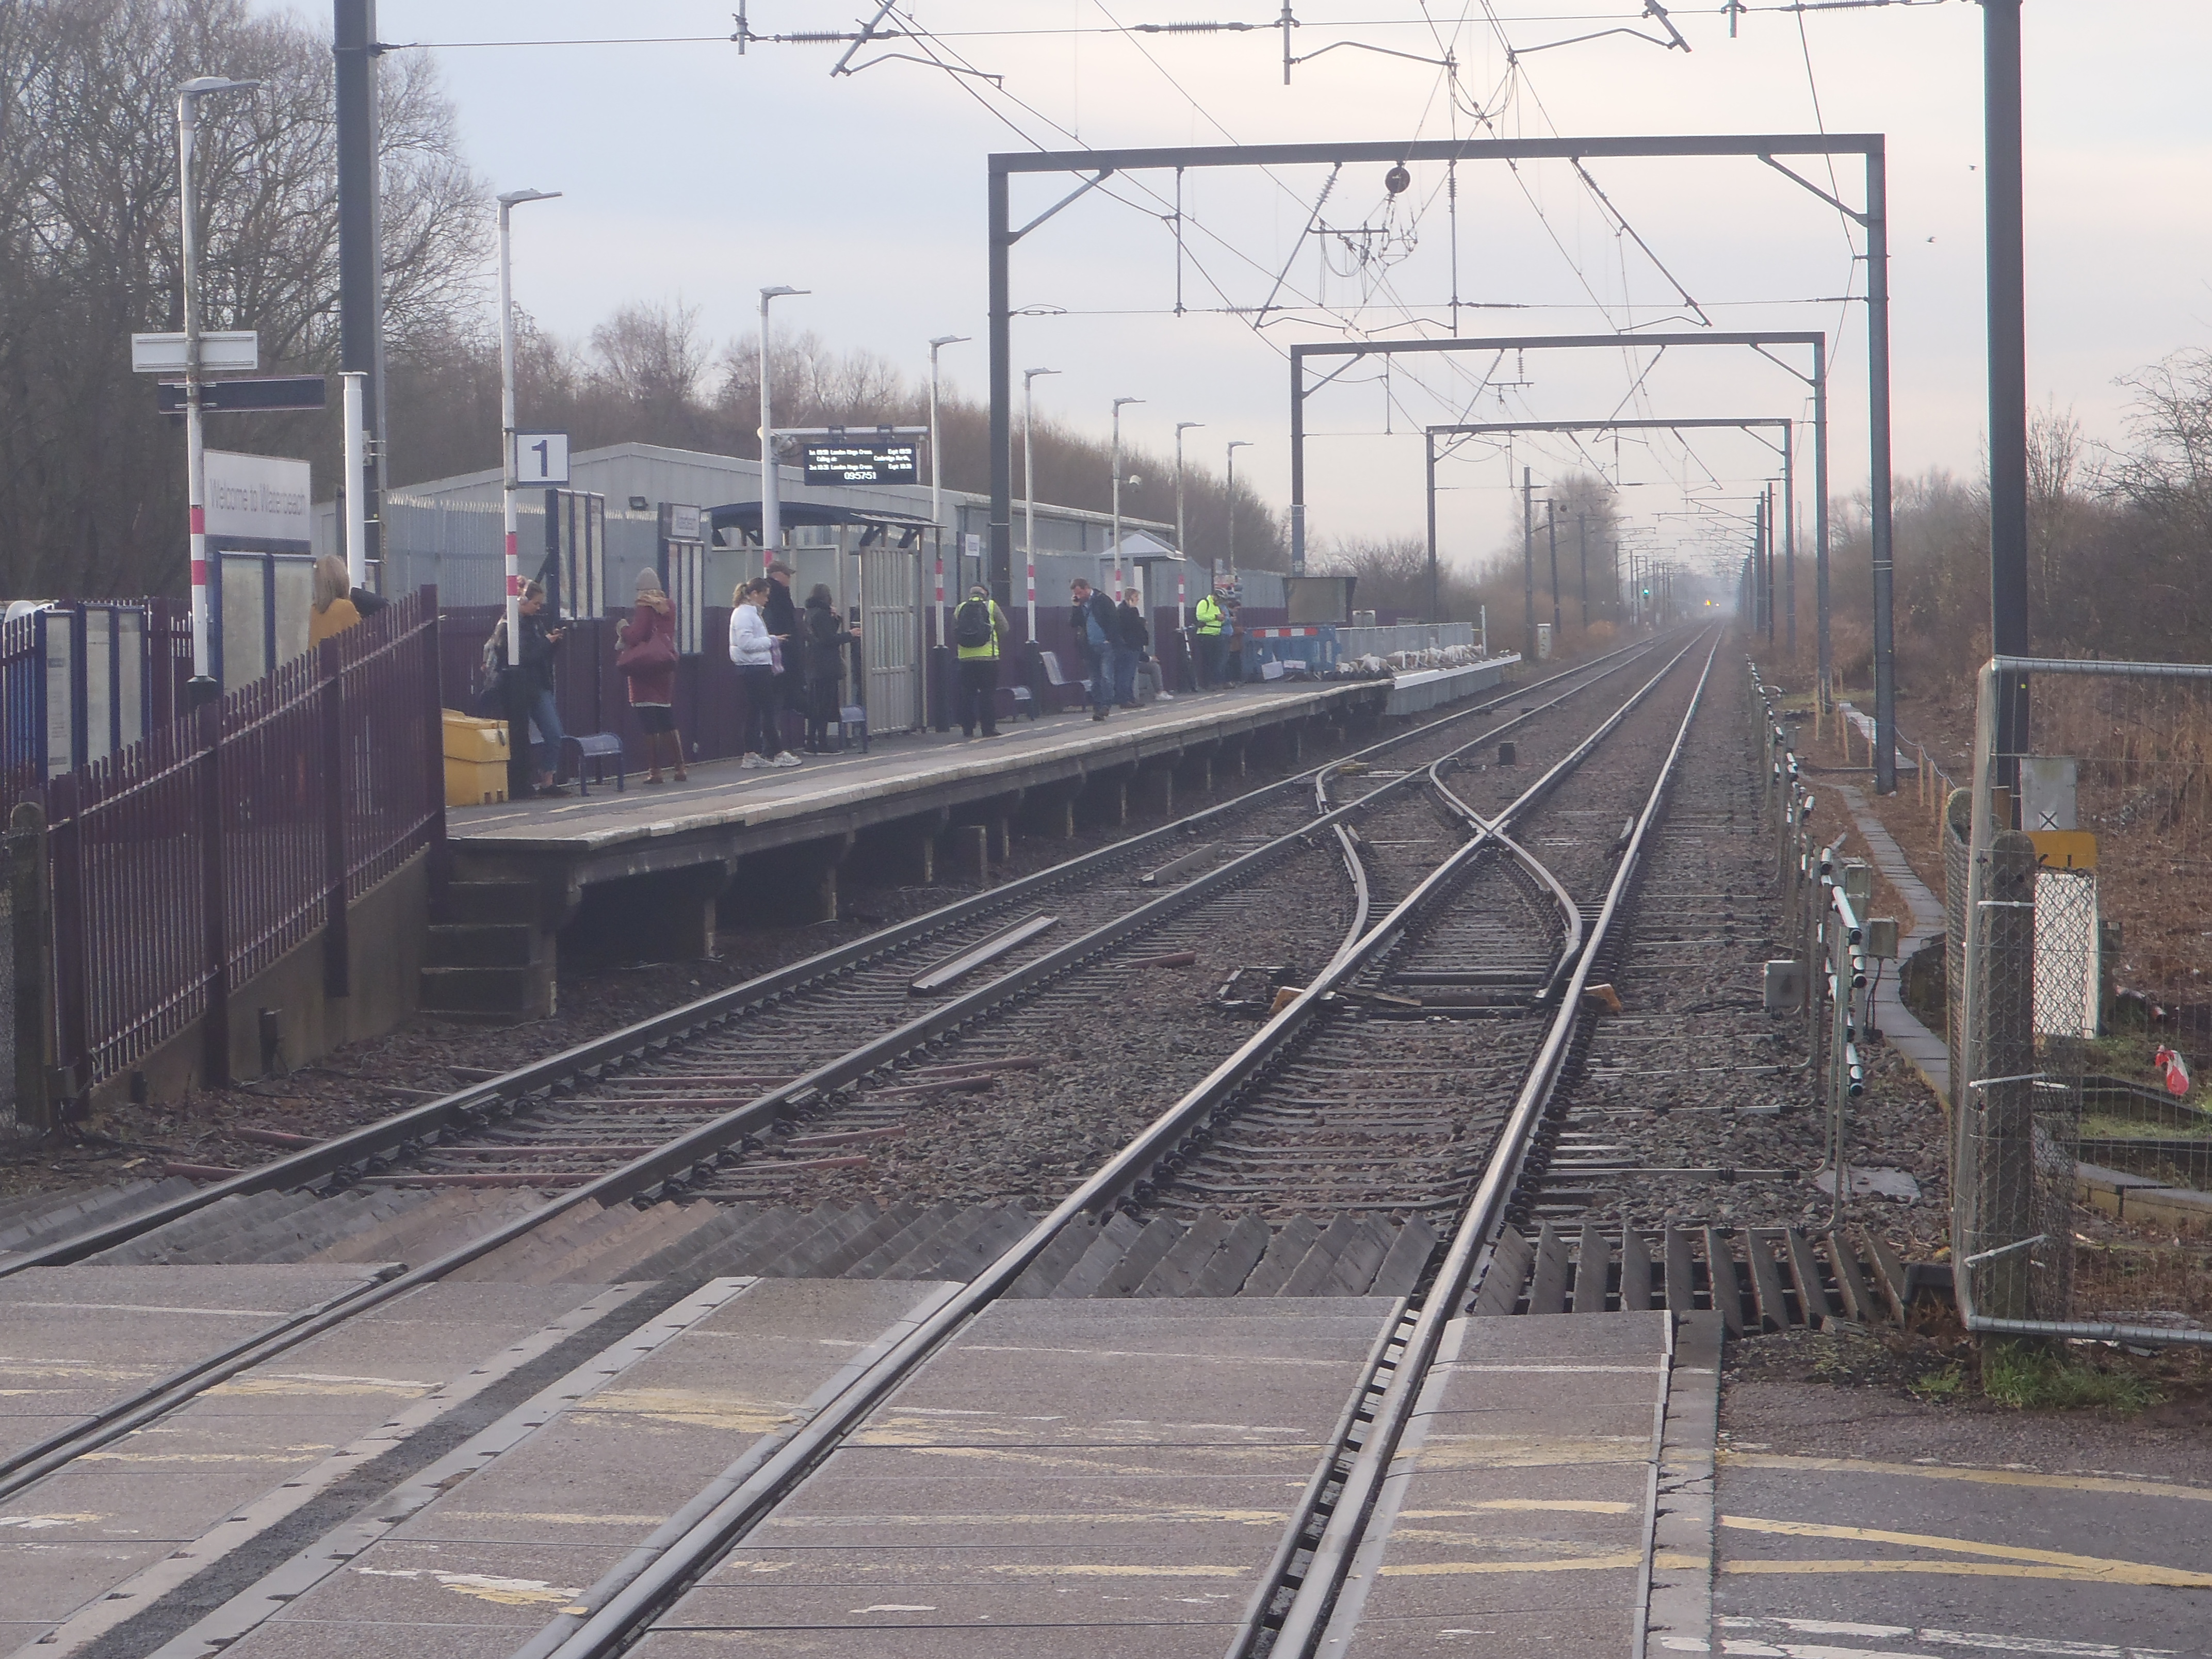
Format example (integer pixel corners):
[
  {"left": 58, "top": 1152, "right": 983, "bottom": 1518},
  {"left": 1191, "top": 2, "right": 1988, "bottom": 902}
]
[
  {"left": 1022, "top": 366, "right": 1059, "bottom": 639},
  {"left": 928, "top": 334, "right": 970, "bottom": 630},
  {"left": 1173, "top": 421, "right": 1203, "bottom": 632},
  {"left": 1110, "top": 397, "right": 1143, "bottom": 598},
  {"left": 1225, "top": 440, "right": 1253, "bottom": 589},
  {"left": 176, "top": 75, "right": 265, "bottom": 702},
  {"left": 497, "top": 187, "right": 560, "bottom": 666},
  {"left": 758, "top": 285, "right": 807, "bottom": 575}
]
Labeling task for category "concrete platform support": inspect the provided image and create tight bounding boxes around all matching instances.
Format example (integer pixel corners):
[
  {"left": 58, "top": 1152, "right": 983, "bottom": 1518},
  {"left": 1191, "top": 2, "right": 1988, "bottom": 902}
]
[
  {"left": 1079, "top": 769, "right": 1129, "bottom": 829},
  {"left": 567, "top": 862, "right": 732, "bottom": 964},
  {"left": 1140, "top": 762, "right": 1176, "bottom": 818},
  {"left": 745, "top": 835, "right": 852, "bottom": 926},
  {"left": 1022, "top": 779, "right": 1080, "bottom": 839},
  {"left": 952, "top": 823, "right": 990, "bottom": 886}
]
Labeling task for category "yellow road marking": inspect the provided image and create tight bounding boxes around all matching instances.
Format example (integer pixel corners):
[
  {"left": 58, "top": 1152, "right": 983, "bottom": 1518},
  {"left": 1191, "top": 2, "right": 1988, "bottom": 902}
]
[
  {"left": 1719, "top": 1451, "right": 2212, "bottom": 1505},
  {"left": 1723, "top": 1558, "right": 2212, "bottom": 1585},
  {"left": 1381, "top": 1549, "right": 1705, "bottom": 1577},
  {"left": 1719, "top": 1516, "right": 2212, "bottom": 1587}
]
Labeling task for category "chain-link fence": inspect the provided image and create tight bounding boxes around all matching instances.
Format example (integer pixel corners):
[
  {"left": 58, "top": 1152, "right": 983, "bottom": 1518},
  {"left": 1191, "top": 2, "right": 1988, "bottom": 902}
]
[{"left": 1952, "top": 657, "right": 2212, "bottom": 1344}]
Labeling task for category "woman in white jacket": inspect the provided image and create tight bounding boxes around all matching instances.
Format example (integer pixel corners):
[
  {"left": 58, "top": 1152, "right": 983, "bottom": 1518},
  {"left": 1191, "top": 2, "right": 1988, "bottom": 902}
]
[{"left": 730, "top": 579, "right": 799, "bottom": 768}]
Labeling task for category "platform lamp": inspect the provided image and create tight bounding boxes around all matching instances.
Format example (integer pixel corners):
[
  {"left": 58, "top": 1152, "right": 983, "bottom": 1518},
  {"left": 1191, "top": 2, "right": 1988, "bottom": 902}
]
[
  {"left": 758, "top": 285, "right": 808, "bottom": 573},
  {"left": 928, "top": 333, "right": 970, "bottom": 636},
  {"left": 1022, "top": 366, "right": 1060, "bottom": 639},
  {"left": 1110, "top": 397, "right": 1144, "bottom": 600},
  {"left": 497, "top": 186, "right": 561, "bottom": 666},
  {"left": 1224, "top": 440, "right": 1254, "bottom": 589},
  {"left": 177, "top": 74, "right": 266, "bottom": 703},
  {"left": 1174, "top": 421, "right": 1203, "bottom": 632}
]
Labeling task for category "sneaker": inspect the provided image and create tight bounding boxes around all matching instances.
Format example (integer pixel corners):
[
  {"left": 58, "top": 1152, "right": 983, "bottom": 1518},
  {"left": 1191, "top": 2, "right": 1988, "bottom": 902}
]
[
  {"left": 740, "top": 754, "right": 768, "bottom": 770},
  {"left": 770, "top": 751, "right": 804, "bottom": 768}
]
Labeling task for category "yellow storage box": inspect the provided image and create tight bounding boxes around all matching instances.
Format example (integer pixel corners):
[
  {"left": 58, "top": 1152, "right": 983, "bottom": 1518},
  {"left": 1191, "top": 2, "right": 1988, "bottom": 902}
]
[{"left": 442, "top": 710, "right": 511, "bottom": 807}]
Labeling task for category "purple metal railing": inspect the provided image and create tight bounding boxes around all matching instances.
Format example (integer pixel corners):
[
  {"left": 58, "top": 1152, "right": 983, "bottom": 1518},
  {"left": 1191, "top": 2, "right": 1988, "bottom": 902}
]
[{"left": 42, "top": 590, "right": 444, "bottom": 1091}]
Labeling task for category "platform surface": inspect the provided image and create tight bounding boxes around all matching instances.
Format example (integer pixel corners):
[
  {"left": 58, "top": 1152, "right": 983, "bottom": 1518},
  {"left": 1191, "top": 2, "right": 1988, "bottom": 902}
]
[{"left": 448, "top": 679, "right": 1380, "bottom": 864}]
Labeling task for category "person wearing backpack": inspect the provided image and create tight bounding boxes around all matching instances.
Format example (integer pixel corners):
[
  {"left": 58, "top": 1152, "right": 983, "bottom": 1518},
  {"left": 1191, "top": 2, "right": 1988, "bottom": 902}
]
[
  {"left": 1192, "top": 590, "right": 1226, "bottom": 689},
  {"left": 801, "top": 584, "right": 859, "bottom": 753},
  {"left": 952, "top": 583, "right": 1010, "bottom": 740},
  {"left": 1113, "top": 586, "right": 1149, "bottom": 708},
  {"left": 1068, "top": 578, "right": 1117, "bottom": 722},
  {"left": 617, "top": 567, "right": 685, "bottom": 784}
]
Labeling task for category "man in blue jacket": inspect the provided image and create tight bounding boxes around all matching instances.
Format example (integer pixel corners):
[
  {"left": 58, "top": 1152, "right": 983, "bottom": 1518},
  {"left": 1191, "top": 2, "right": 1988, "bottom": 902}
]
[{"left": 1069, "top": 578, "right": 1118, "bottom": 722}]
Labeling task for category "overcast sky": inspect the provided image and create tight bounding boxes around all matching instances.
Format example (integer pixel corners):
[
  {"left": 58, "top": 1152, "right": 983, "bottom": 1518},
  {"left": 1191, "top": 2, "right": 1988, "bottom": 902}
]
[{"left": 257, "top": 2, "right": 2212, "bottom": 577}]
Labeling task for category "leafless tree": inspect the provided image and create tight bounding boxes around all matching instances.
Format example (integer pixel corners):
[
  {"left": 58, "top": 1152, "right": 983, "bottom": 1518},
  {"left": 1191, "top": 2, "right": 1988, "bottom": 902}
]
[{"left": 0, "top": 0, "right": 485, "bottom": 595}]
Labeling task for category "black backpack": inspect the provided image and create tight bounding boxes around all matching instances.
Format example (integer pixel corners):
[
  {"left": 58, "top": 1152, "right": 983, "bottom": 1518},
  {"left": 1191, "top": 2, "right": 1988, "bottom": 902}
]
[{"left": 953, "top": 598, "right": 994, "bottom": 649}]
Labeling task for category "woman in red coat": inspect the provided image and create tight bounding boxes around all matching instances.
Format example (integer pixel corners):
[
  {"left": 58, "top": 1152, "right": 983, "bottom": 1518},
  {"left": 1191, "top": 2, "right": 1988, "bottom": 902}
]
[{"left": 619, "top": 568, "right": 686, "bottom": 783}]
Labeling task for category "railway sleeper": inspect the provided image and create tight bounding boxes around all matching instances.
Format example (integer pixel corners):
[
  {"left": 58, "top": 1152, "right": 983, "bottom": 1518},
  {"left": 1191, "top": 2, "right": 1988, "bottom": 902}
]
[{"left": 1472, "top": 1220, "right": 1915, "bottom": 1331}]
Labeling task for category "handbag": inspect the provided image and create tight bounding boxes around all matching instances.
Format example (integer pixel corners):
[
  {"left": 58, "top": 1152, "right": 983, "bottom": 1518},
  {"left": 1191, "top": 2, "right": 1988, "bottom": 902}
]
[
  {"left": 769, "top": 636, "right": 785, "bottom": 676},
  {"left": 615, "top": 615, "right": 677, "bottom": 677}
]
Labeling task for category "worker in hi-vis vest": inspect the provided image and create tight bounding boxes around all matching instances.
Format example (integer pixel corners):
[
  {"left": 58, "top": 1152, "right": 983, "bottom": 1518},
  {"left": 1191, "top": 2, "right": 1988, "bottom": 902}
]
[
  {"left": 1193, "top": 590, "right": 1227, "bottom": 690},
  {"left": 952, "top": 583, "right": 1011, "bottom": 739}
]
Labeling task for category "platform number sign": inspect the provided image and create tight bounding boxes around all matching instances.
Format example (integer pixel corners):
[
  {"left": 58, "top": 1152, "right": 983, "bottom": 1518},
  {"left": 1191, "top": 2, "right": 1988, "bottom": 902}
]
[{"left": 512, "top": 430, "right": 571, "bottom": 487}]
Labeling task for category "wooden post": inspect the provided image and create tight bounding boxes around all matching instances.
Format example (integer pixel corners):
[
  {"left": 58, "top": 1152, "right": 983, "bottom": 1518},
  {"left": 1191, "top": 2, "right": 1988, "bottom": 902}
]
[
  {"left": 198, "top": 700, "right": 231, "bottom": 1087},
  {"left": 320, "top": 638, "right": 350, "bottom": 999},
  {"left": 9, "top": 803, "right": 52, "bottom": 1134}
]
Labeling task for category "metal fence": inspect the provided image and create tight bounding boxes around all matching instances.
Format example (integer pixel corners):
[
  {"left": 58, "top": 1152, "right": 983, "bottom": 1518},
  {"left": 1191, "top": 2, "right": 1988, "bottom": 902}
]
[
  {"left": 25, "top": 591, "right": 444, "bottom": 1110},
  {"left": 1951, "top": 655, "right": 2212, "bottom": 1345}
]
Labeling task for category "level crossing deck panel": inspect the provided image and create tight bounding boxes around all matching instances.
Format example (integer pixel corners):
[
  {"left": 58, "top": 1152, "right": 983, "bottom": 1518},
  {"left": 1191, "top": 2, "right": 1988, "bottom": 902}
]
[
  {"left": 174, "top": 1278, "right": 961, "bottom": 1659},
  {"left": 632, "top": 1296, "right": 1401, "bottom": 1657},
  {"left": 0, "top": 1278, "right": 625, "bottom": 1648},
  {"left": 1321, "top": 1311, "right": 1719, "bottom": 1657}
]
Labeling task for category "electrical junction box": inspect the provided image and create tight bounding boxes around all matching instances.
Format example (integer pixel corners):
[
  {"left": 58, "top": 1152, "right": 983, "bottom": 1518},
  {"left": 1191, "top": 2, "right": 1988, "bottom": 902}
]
[
  {"left": 1841, "top": 860, "right": 1874, "bottom": 907},
  {"left": 1763, "top": 959, "right": 1807, "bottom": 1013},
  {"left": 1865, "top": 917, "right": 1900, "bottom": 959}
]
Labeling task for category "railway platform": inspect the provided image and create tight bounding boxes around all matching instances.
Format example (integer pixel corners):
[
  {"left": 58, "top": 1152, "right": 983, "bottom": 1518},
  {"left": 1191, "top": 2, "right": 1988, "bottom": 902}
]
[{"left": 434, "top": 676, "right": 1433, "bottom": 1020}]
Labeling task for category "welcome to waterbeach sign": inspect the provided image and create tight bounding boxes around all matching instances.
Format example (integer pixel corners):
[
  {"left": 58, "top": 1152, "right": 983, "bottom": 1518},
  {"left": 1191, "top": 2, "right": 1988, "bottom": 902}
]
[{"left": 205, "top": 449, "right": 312, "bottom": 548}]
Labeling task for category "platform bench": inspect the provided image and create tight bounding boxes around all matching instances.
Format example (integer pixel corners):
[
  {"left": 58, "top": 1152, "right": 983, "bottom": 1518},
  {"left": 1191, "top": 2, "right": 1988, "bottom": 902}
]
[{"left": 562, "top": 731, "right": 626, "bottom": 795}]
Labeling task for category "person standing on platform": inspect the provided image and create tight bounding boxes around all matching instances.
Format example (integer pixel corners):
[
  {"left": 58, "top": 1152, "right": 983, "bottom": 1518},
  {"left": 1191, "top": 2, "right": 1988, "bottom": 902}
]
[
  {"left": 802, "top": 583, "right": 859, "bottom": 753},
  {"left": 730, "top": 578, "right": 799, "bottom": 769},
  {"left": 1192, "top": 589, "right": 1226, "bottom": 689},
  {"left": 763, "top": 559, "right": 801, "bottom": 747},
  {"left": 1222, "top": 597, "right": 1246, "bottom": 685},
  {"left": 953, "top": 582, "right": 1009, "bottom": 740},
  {"left": 309, "top": 554, "right": 362, "bottom": 646},
  {"left": 618, "top": 567, "right": 685, "bottom": 784},
  {"left": 1113, "top": 586, "right": 1148, "bottom": 708},
  {"left": 1069, "top": 578, "right": 1117, "bottom": 722},
  {"left": 511, "top": 579, "right": 569, "bottom": 795}
]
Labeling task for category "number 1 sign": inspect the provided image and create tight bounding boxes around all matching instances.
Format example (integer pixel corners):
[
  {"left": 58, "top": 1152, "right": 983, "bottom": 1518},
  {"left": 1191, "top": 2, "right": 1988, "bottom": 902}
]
[{"left": 511, "top": 430, "right": 571, "bottom": 487}]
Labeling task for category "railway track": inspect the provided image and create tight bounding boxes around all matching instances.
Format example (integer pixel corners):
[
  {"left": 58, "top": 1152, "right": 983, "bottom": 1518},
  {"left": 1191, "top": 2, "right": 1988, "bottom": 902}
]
[
  {"left": 0, "top": 641, "right": 1685, "bottom": 1517},
  {"left": 492, "top": 629, "right": 1723, "bottom": 1659}
]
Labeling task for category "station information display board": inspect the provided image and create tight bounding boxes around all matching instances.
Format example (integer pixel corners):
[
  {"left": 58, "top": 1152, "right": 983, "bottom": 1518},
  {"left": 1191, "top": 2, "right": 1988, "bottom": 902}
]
[{"left": 803, "top": 443, "right": 920, "bottom": 486}]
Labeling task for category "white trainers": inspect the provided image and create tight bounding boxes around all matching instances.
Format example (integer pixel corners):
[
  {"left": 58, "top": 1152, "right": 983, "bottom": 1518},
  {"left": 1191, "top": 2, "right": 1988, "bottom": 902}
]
[
  {"left": 770, "top": 751, "right": 804, "bottom": 768},
  {"left": 740, "top": 753, "right": 768, "bottom": 769}
]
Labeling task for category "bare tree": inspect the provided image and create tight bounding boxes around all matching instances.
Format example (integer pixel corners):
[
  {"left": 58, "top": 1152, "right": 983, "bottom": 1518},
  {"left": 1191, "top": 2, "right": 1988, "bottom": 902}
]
[{"left": 0, "top": 0, "right": 485, "bottom": 595}]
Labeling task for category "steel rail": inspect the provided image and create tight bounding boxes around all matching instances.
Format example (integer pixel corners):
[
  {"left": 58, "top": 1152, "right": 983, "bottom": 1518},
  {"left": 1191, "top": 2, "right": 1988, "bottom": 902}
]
[
  {"left": 523, "top": 636, "right": 1707, "bottom": 1659},
  {"left": 1261, "top": 631, "right": 1722, "bottom": 1659},
  {"left": 0, "top": 655, "right": 1675, "bottom": 1506},
  {"left": 1, "top": 642, "right": 1657, "bottom": 1280}
]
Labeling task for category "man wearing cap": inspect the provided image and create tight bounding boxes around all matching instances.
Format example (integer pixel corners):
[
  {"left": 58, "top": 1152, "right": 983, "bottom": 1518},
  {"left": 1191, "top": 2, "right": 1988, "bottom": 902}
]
[{"left": 952, "top": 583, "right": 1010, "bottom": 739}]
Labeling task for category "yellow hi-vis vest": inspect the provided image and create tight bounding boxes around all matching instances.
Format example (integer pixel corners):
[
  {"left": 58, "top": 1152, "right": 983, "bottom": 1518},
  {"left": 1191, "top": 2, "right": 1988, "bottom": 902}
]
[{"left": 1194, "top": 594, "right": 1225, "bottom": 635}]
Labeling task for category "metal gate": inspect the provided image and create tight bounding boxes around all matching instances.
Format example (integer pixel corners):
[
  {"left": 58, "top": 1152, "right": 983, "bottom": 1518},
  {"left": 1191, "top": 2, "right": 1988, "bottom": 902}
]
[{"left": 860, "top": 547, "right": 919, "bottom": 731}]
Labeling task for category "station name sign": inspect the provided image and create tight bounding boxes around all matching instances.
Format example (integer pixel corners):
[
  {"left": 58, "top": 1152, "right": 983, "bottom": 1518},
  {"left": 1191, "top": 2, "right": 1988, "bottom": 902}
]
[{"left": 804, "top": 443, "right": 920, "bottom": 486}]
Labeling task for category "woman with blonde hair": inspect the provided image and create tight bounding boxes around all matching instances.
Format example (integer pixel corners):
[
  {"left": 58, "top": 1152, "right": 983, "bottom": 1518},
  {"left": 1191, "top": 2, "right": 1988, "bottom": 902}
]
[
  {"left": 309, "top": 554, "right": 362, "bottom": 645},
  {"left": 618, "top": 567, "right": 685, "bottom": 783}
]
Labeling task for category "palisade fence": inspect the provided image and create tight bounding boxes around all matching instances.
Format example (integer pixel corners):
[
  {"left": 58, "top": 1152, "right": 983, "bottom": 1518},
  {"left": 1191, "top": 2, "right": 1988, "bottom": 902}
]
[
  {"left": 1953, "top": 655, "right": 2212, "bottom": 1346},
  {"left": 2, "top": 590, "right": 444, "bottom": 1134}
]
